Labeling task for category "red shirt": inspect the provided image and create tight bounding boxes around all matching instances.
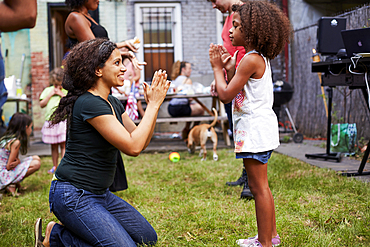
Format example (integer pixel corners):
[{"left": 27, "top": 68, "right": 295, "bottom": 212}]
[{"left": 222, "top": 13, "right": 246, "bottom": 68}]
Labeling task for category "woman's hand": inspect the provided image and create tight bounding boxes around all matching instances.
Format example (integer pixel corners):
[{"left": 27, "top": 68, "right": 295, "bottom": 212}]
[
  {"left": 142, "top": 70, "right": 170, "bottom": 107},
  {"left": 130, "top": 56, "right": 147, "bottom": 71},
  {"left": 117, "top": 39, "right": 138, "bottom": 53},
  {"left": 120, "top": 50, "right": 147, "bottom": 70},
  {"left": 210, "top": 80, "right": 218, "bottom": 97}
]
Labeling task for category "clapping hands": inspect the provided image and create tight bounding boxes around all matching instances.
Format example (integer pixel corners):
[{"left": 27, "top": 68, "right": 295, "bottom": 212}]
[
  {"left": 209, "top": 43, "right": 238, "bottom": 72},
  {"left": 142, "top": 70, "right": 171, "bottom": 107}
]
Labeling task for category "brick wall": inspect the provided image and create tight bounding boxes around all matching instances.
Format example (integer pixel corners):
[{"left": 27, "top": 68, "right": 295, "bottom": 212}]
[
  {"left": 30, "top": 51, "right": 49, "bottom": 130},
  {"left": 181, "top": 0, "right": 217, "bottom": 78},
  {"left": 29, "top": 1, "right": 50, "bottom": 131}
]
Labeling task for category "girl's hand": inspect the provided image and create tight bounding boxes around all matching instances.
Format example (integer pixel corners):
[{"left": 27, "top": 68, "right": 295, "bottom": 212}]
[
  {"left": 209, "top": 43, "right": 223, "bottom": 70},
  {"left": 54, "top": 87, "right": 65, "bottom": 97},
  {"left": 218, "top": 44, "right": 238, "bottom": 71},
  {"left": 142, "top": 70, "right": 170, "bottom": 107},
  {"left": 6, "top": 158, "right": 20, "bottom": 170}
]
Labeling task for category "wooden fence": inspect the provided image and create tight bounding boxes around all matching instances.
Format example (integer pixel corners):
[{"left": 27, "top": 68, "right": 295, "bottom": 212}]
[{"left": 287, "top": 5, "right": 370, "bottom": 140}]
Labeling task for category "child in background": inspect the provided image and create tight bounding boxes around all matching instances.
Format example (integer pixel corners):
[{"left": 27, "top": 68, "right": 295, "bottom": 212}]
[
  {"left": 39, "top": 67, "right": 67, "bottom": 174},
  {"left": 0, "top": 113, "right": 41, "bottom": 196},
  {"left": 114, "top": 47, "right": 145, "bottom": 118},
  {"left": 209, "top": 1, "right": 291, "bottom": 246}
]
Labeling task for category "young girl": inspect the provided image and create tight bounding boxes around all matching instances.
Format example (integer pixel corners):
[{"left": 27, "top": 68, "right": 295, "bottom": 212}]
[
  {"left": 113, "top": 46, "right": 146, "bottom": 118},
  {"left": 39, "top": 67, "right": 67, "bottom": 174},
  {"left": 0, "top": 113, "right": 41, "bottom": 196},
  {"left": 209, "top": 1, "right": 291, "bottom": 247}
]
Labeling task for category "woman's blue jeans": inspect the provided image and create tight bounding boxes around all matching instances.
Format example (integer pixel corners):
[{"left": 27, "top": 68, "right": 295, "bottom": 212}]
[{"left": 49, "top": 180, "right": 157, "bottom": 246}]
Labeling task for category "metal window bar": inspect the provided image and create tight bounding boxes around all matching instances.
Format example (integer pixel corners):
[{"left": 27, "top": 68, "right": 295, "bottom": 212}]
[{"left": 141, "top": 7, "right": 175, "bottom": 81}]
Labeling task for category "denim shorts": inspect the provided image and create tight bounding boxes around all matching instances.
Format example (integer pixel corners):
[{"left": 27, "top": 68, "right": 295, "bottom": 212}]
[{"left": 236, "top": 150, "right": 273, "bottom": 164}]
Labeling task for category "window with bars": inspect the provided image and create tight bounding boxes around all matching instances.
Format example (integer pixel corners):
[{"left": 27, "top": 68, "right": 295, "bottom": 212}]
[
  {"left": 142, "top": 7, "right": 174, "bottom": 81},
  {"left": 135, "top": 3, "right": 182, "bottom": 82}
]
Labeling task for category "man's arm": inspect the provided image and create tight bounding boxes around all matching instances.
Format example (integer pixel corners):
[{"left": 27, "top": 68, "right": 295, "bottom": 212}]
[{"left": 0, "top": 0, "right": 37, "bottom": 32}]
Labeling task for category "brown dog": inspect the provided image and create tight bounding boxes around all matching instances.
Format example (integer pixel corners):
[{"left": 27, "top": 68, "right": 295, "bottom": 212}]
[{"left": 187, "top": 108, "right": 218, "bottom": 161}]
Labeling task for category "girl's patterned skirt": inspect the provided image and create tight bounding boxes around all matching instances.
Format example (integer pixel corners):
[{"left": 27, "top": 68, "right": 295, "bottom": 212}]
[{"left": 0, "top": 148, "right": 32, "bottom": 190}]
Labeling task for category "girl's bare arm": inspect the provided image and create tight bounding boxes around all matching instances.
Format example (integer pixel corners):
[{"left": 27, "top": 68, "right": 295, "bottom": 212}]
[
  {"left": 212, "top": 48, "right": 265, "bottom": 104},
  {"left": 6, "top": 140, "right": 21, "bottom": 170},
  {"left": 88, "top": 71, "right": 170, "bottom": 156},
  {"left": 39, "top": 90, "right": 55, "bottom": 108}
]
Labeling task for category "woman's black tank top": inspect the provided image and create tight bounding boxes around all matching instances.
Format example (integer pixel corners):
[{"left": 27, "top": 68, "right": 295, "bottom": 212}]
[{"left": 67, "top": 12, "right": 108, "bottom": 48}]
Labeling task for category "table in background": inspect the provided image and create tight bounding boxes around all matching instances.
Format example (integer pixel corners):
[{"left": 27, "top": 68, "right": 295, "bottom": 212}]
[
  {"left": 5, "top": 96, "right": 31, "bottom": 114},
  {"left": 116, "top": 93, "right": 231, "bottom": 146}
]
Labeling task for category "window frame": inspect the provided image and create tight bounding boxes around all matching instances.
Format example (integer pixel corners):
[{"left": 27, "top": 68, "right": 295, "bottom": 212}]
[{"left": 134, "top": 2, "right": 182, "bottom": 82}]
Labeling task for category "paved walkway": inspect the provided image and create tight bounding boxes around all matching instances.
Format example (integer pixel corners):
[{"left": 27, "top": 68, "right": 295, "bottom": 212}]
[
  {"left": 275, "top": 140, "right": 370, "bottom": 183},
  {"left": 25, "top": 132, "right": 370, "bottom": 183}
]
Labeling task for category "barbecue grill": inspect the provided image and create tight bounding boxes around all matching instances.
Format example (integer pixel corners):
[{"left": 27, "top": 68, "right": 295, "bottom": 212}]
[{"left": 273, "top": 81, "right": 303, "bottom": 143}]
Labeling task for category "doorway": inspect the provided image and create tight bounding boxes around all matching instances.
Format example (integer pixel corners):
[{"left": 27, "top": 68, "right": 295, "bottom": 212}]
[{"left": 47, "top": 3, "right": 99, "bottom": 70}]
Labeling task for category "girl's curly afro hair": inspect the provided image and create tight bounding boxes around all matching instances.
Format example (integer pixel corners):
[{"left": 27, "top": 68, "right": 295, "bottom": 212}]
[{"left": 232, "top": 1, "right": 292, "bottom": 59}]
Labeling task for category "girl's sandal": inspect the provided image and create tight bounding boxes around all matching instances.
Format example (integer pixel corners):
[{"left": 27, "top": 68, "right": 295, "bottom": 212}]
[
  {"left": 47, "top": 167, "right": 56, "bottom": 174},
  {"left": 15, "top": 182, "right": 27, "bottom": 192},
  {"left": 6, "top": 184, "right": 20, "bottom": 197}
]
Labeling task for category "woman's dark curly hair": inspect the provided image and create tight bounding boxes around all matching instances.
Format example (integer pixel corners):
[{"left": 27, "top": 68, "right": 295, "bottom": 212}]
[
  {"left": 50, "top": 38, "right": 117, "bottom": 126},
  {"left": 0, "top": 113, "right": 32, "bottom": 155},
  {"left": 232, "top": 1, "right": 292, "bottom": 59},
  {"left": 65, "top": 0, "right": 87, "bottom": 9}
]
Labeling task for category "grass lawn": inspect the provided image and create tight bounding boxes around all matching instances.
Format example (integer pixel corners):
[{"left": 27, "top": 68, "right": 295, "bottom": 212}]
[{"left": 0, "top": 148, "right": 369, "bottom": 246}]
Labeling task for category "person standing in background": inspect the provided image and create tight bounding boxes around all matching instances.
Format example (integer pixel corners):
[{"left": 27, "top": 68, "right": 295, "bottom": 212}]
[
  {"left": 113, "top": 46, "right": 146, "bottom": 118},
  {"left": 39, "top": 67, "right": 68, "bottom": 174},
  {"left": 64, "top": 0, "right": 143, "bottom": 69},
  {"left": 207, "top": 0, "right": 252, "bottom": 199}
]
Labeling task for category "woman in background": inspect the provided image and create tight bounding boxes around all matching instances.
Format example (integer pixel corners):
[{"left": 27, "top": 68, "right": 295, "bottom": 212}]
[
  {"left": 168, "top": 61, "right": 204, "bottom": 140},
  {"left": 64, "top": 0, "right": 143, "bottom": 69}
]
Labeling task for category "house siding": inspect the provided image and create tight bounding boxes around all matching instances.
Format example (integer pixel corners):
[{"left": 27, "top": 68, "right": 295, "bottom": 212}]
[
  {"left": 5, "top": 0, "right": 367, "bottom": 140},
  {"left": 288, "top": 4, "right": 370, "bottom": 139}
]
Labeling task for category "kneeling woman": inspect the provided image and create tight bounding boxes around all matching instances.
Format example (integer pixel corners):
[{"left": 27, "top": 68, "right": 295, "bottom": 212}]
[{"left": 35, "top": 38, "right": 170, "bottom": 247}]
